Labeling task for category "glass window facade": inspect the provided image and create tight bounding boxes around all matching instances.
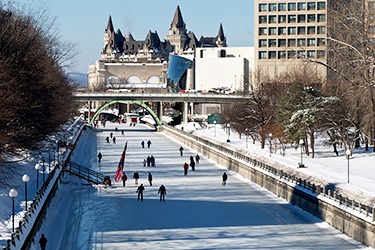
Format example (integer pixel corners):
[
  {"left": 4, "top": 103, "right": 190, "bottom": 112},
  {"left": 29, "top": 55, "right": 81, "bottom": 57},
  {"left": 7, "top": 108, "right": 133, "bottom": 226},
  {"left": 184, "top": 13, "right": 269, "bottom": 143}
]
[{"left": 167, "top": 55, "right": 193, "bottom": 92}]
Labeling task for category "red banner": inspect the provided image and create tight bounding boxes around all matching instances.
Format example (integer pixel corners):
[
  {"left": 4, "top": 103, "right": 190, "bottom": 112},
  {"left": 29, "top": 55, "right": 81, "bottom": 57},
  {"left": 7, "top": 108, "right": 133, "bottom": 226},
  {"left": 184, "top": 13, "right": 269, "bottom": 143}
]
[{"left": 114, "top": 142, "right": 128, "bottom": 182}]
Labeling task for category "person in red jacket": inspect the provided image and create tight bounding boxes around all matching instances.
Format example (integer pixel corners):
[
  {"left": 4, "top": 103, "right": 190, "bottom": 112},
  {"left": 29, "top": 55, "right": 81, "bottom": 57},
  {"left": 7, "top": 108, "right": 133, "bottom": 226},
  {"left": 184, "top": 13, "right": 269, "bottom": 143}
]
[
  {"left": 121, "top": 172, "right": 127, "bottom": 187},
  {"left": 183, "top": 162, "right": 189, "bottom": 175}
]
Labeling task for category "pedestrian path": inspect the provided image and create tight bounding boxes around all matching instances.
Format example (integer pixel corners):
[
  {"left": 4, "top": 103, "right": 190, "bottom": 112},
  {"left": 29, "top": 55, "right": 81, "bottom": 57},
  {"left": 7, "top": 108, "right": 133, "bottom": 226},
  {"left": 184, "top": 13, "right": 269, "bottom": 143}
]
[{"left": 31, "top": 122, "right": 367, "bottom": 249}]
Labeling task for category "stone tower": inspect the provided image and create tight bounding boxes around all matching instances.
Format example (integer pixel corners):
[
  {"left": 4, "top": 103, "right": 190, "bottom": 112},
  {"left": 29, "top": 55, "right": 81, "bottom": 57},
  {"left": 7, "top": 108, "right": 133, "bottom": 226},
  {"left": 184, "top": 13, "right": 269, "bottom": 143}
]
[
  {"left": 216, "top": 23, "right": 227, "bottom": 47},
  {"left": 165, "top": 5, "right": 188, "bottom": 54}
]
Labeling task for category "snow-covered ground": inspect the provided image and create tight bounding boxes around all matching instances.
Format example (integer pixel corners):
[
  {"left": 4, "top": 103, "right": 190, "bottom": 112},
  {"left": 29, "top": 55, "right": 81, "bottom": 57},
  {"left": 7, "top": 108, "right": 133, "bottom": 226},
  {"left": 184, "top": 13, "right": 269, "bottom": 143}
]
[{"left": 0, "top": 117, "right": 374, "bottom": 249}]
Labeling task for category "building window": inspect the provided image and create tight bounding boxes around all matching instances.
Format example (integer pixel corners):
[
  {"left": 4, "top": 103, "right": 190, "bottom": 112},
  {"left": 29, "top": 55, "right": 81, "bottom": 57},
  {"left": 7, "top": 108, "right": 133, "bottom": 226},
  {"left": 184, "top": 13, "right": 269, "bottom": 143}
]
[
  {"left": 200, "top": 50, "right": 204, "bottom": 58},
  {"left": 259, "top": 28, "right": 267, "bottom": 35},
  {"left": 259, "top": 51, "right": 267, "bottom": 59},
  {"left": 297, "top": 38, "right": 306, "bottom": 47},
  {"left": 278, "top": 51, "right": 287, "bottom": 59},
  {"left": 279, "top": 15, "right": 287, "bottom": 23},
  {"left": 307, "top": 50, "right": 316, "bottom": 58},
  {"left": 278, "top": 3, "right": 287, "bottom": 11},
  {"left": 307, "top": 38, "right": 316, "bottom": 46},
  {"left": 220, "top": 50, "right": 226, "bottom": 57},
  {"left": 317, "top": 26, "right": 326, "bottom": 34},
  {"left": 298, "top": 27, "right": 306, "bottom": 35},
  {"left": 288, "top": 27, "right": 296, "bottom": 35},
  {"left": 269, "top": 27, "right": 277, "bottom": 35},
  {"left": 288, "top": 39, "right": 296, "bottom": 47},
  {"left": 307, "top": 26, "right": 316, "bottom": 34},
  {"left": 317, "top": 50, "right": 326, "bottom": 58},
  {"left": 317, "top": 2, "right": 326, "bottom": 10},
  {"left": 259, "top": 4, "right": 267, "bottom": 12},
  {"left": 297, "top": 50, "right": 306, "bottom": 58},
  {"left": 131, "top": 44, "right": 134, "bottom": 50},
  {"left": 288, "top": 3, "right": 296, "bottom": 11},
  {"left": 269, "top": 39, "right": 277, "bottom": 47},
  {"left": 259, "top": 39, "right": 267, "bottom": 47},
  {"left": 298, "top": 2, "right": 306, "bottom": 10},
  {"left": 278, "top": 39, "right": 287, "bottom": 47},
  {"left": 278, "top": 27, "right": 287, "bottom": 35},
  {"left": 307, "top": 2, "right": 316, "bottom": 10},
  {"left": 269, "top": 51, "right": 277, "bottom": 59},
  {"left": 307, "top": 14, "right": 316, "bottom": 22},
  {"left": 269, "top": 3, "right": 277, "bottom": 11},
  {"left": 369, "top": 26, "right": 375, "bottom": 34},
  {"left": 288, "top": 15, "right": 296, "bottom": 23},
  {"left": 317, "top": 14, "right": 326, "bottom": 22},
  {"left": 269, "top": 15, "right": 277, "bottom": 23},
  {"left": 298, "top": 14, "right": 306, "bottom": 23},
  {"left": 259, "top": 16, "right": 267, "bottom": 24},
  {"left": 317, "top": 38, "right": 325, "bottom": 46},
  {"left": 288, "top": 50, "right": 296, "bottom": 59}
]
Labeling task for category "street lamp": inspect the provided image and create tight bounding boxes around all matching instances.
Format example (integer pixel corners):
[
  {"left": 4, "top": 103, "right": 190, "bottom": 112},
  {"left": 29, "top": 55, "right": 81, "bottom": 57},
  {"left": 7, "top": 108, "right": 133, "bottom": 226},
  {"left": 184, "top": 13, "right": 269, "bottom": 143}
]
[
  {"left": 346, "top": 148, "right": 351, "bottom": 183},
  {"left": 269, "top": 133, "right": 273, "bottom": 157},
  {"left": 213, "top": 120, "right": 217, "bottom": 137},
  {"left": 35, "top": 163, "right": 41, "bottom": 190},
  {"left": 22, "top": 174, "right": 30, "bottom": 210},
  {"left": 42, "top": 158, "right": 45, "bottom": 183},
  {"left": 226, "top": 123, "right": 231, "bottom": 142},
  {"left": 299, "top": 139, "right": 305, "bottom": 168},
  {"left": 245, "top": 128, "right": 249, "bottom": 148},
  {"left": 9, "top": 189, "right": 18, "bottom": 233}
]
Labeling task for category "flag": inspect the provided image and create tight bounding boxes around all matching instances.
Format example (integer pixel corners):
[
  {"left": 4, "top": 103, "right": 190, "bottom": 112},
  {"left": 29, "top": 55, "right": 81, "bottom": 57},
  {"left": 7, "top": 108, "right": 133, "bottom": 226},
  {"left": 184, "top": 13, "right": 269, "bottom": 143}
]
[{"left": 115, "top": 142, "right": 128, "bottom": 182}]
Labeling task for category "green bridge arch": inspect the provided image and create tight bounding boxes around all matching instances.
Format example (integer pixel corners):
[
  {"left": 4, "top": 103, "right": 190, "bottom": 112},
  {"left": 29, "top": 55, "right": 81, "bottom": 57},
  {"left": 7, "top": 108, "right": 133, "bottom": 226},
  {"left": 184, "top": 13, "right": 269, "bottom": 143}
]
[{"left": 89, "top": 99, "right": 162, "bottom": 126}]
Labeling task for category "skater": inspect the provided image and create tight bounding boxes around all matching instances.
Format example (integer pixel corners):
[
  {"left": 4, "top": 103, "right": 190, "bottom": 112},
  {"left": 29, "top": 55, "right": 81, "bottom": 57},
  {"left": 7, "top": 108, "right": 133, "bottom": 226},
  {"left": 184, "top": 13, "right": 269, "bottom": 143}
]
[
  {"left": 196, "top": 154, "right": 200, "bottom": 164},
  {"left": 121, "top": 130, "right": 124, "bottom": 135},
  {"left": 158, "top": 184, "right": 167, "bottom": 202},
  {"left": 190, "top": 156, "right": 195, "bottom": 171},
  {"left": 141, "top": 141, "right": 145, "bottom": 148},
  {"left": 115, "top": 127, "right": 118, "bottom": 132},
  {"left": 148, "top": 172, "right": 153, "bottom": 186},
  {"left": 136, "top": 184, "right": 145, "bottom": 201},
  {"left": 143, "top": 159, "right": 146, "bottom": 167},
  {"left": 39, "top": 234, "right": 47, "bottom": 250},
  {"left": 113, "top": 136, "right": 116, "bottom": 144},
  {"left": 183, "top": 162, "right": 189, "bottom": 175},
  {"left": 147, "top": 140, "right": 152, "bottom": 148},
  {"left": 97, "top": 152, "right": 102, "bottom": 163},
  {"left": 121, "top": 172, "right": 127, "bottom": 187},
  {"left": 222, "top": 172, "right": 228, "bottom": 186},
  {"left": 110, "top": 132, "right": 113, "bottom": 138},
  {"left": 106, "top": 137, "right": 110, "bottom": 143},
  {"left": 179, "top": 146, "right": 184, "bottom": 156},
  {"left": 150, "top": 155, "right": 155, "bottom": 167},
  {"left": 133, "top": 171, "right": 139, "bottom": 185},
  {"left": 147, "top": 156, "right": 151, "bottom": 167}
]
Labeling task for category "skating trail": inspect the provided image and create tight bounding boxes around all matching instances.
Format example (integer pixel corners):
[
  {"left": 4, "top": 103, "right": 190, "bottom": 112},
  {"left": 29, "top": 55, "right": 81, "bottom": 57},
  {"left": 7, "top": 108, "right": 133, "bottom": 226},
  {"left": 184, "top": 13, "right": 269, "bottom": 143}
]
[{"left": 31, "top": 123, "right": 367, "bottom": 249}]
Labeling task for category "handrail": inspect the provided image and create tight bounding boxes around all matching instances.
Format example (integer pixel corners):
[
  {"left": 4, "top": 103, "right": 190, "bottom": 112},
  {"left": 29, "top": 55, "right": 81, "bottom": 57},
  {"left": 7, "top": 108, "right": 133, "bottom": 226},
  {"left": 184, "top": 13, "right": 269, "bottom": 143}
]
[{"left": 66, "top": 162, "right": 105, "bottom": 184}]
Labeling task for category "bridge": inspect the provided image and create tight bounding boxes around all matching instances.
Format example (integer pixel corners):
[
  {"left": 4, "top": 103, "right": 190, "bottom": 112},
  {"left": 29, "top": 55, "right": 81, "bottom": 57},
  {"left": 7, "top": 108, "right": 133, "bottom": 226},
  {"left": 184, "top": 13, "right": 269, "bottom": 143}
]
[{"left": 74, "top": 92, "right": 250, "bottom": 125}]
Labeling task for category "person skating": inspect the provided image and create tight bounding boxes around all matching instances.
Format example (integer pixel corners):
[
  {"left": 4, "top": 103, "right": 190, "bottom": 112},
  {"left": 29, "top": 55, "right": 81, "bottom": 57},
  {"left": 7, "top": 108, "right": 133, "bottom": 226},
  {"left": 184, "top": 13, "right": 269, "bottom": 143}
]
[
  {"left": 133, "top": 171, "right": 139, "bottom": 185},
  {"left": 97, "top": 152, "right": 102, "bottom": 163},
  {"left": 196, "top": 154, "right": 200, "bottom": 164},
  {"left": 136, "top": 184, "right": 145, "bottom": 201},
  {"left": 141, "top": 141, "right": 145, "bottom": 148},
  {"left": 158, "top": 184, "right": 167, "bottom": 202},
  {"left": 147, "top": 156, "right": 151, "bottom": 167},
  {"left": 110, "top": 132, "right": 113, "bottom": 138},
  {"left": 121, "top": 172, "right": 127, "bottom": 187},
  {"left": 39, "top": 234, "right": 47, "bottom": 250},
  {"left": 106, "top": 137, "right": 110, "bottom": 143},
  {"left": 183, "top": 162, "right": 189, "bottom": 175},
  {"left": 190, "top": 156, "right": 196, "bottom": 171},
  {"left": 148, "top": 172, "right": 153, "bottom": 186},
  {"left": 147, "top": 140, "right": 152, "bottom": 148},
  {"left": 222, "top": 172, "right": 228, "bottom": 186},
  {"left": 179, "top": 146, "right": 184, "bottom": 156},
  {"left": 113, "top": 136, "right": 116, "bottom": 144},
  {"left": 143, "top": 159, "right": 146, "bottom": 167},
  {"left": 150, "top": 155, "right": 155, "bottom": 167}
]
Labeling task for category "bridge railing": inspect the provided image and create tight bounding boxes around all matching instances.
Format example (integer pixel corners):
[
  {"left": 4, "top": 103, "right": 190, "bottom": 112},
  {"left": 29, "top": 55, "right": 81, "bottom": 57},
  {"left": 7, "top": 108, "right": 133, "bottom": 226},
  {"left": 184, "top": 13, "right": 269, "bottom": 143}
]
[{"left": 66, "top": 162, "right": 105, "bottom": 184}]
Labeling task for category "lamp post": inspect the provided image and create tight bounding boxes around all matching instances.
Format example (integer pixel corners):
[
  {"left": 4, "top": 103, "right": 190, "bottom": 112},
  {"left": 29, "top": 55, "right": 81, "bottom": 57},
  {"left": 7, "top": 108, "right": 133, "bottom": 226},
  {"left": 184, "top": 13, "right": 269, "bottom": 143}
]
[
  {"left": 213, "top": 120, "right": 217, "bottom": 137},
  {"left": 42, "top": 158, "right": 45, "bottom": 183},
  {"left": 226, "top": 123, "right": 230, "bottom": 142},
  {"left": 269, "top": 133, "right": 273, "bottom": 157},
  {"left": 245, "top": 128, "right": 249, "bottom": 148},
  {"left": 299, "top": 139, "right": 305, "bottom": 168},
  {"left": 22, "top": 174, "right": 30, "bottom": 210},
  {"left": 35, "top": 163, "right": 41, "bottom": 191},
  {"left": 9, "top": 189, "right": 18, "bottom": 233},
  {"left": 346, "top": 148, "right": 351, "bottom": 183}
]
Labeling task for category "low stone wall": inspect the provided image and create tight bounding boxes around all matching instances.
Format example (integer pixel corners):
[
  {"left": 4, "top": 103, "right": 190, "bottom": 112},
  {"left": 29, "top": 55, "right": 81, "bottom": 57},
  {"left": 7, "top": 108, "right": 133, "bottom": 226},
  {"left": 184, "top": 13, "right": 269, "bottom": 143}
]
[{"left": 162, "top": 125, "right": 375, "bottom": 248}]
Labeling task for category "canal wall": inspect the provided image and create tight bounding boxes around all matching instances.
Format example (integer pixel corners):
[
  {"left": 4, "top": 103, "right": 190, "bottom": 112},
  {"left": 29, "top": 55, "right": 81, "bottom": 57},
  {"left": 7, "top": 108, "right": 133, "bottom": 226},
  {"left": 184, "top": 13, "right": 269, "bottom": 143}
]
[{"left": 162, "top": 125, "right": 375, "bottom": 248}]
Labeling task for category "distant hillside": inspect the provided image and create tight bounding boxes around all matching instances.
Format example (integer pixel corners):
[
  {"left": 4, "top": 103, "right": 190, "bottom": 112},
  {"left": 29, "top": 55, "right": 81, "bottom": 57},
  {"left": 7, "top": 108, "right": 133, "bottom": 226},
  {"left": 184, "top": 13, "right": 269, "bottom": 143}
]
[{"left": 67, "top": 72, "right": 87, "bottom": 88}]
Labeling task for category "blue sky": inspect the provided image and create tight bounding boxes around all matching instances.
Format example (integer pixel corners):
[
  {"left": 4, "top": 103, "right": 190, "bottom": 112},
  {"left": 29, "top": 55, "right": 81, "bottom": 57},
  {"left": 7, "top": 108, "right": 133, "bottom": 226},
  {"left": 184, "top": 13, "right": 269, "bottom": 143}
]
[{"left": 16, "top": 0, "right": 254, "bottom": 73}]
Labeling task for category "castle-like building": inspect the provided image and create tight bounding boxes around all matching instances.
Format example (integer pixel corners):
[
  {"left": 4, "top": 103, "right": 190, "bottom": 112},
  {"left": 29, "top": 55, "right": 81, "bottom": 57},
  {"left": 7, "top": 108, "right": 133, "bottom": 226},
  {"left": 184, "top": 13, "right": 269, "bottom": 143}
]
[{"left": 88, "top": 5, "right": 227, "bottom": 92}]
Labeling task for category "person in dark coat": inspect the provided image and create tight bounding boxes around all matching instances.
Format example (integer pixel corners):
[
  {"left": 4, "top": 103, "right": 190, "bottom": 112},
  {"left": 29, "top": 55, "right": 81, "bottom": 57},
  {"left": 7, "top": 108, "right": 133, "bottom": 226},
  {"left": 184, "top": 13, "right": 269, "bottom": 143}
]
[
  {"left": 158, "top": 184, "right": 167, "bottom": 202},
  {"left": 143, "top": 159, "right": 146, "bottom": 167},
  {"left": 106, "top": 137, "right": 110, "bottom": 143},
  {"left": 39, "top": 234, "right": 47, "bottom": 250},
  {"left": 150, "top": 155, "right": 155, "bottom": 167},
  {"left": 147, "top": 156, "right": 151, "bottom": 167},
  {"left": 121, "top": 172, "right": 127, "bottom": 187},
  {"left": 148, "top": 172, "right": 153, "bottom": 186},
  {"left": 190, "top": 156, "right": 196, "bottom": 171},
  {"left": 137, "top": 184, "right": 145, "bottom": 201},
  {"left": 196, "top": 154, "right": 200, "bottom": 164},
  {"left": 183, "top": 162, "right": 189, "bottom": 175},
  {"left": 110, "top": 132, "right": 113, "bottom": 138},
  {"left": 147, "top": 140, "right": 152, "bottom": 148},
  {"left": 141, "top": 141, "right": 145, "bottom": 148},
  {"left": 222, "top": 172, "right": 228, "bottom": 186},
  {"left": 97, "top": 152, "right": 102, "bottom": 163},
  {"left": 179, "top": 146, "right": 184, "bottom": 156},
  {"left": 133, "top": 171, "right": 139, "bottom": 184},
  {"left": 113, "top": 136, "right": 116, "bottom": 144}
]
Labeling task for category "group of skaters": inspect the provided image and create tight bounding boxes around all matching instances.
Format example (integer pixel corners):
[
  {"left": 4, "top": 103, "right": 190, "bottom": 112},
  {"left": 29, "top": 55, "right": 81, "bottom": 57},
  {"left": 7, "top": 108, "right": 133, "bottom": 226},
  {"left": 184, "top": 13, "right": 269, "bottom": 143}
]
[
  {"left": 141, "top": 140, "right": 152, "bottom": 148},
  {"left": 106, "top": 132, "right": 117, "bottom": 144},
  {"left": 183, "top": 153, "right": 200, "bottom": 175},
  {"left": 143, "top": 155, "right": 156, "bottom": 167}
]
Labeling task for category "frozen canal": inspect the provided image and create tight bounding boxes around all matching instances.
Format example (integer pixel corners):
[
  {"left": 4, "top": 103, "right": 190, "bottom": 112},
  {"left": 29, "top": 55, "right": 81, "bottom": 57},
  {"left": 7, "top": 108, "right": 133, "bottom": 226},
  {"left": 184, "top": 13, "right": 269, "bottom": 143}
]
[{"left": 30, "top": 123, "right": 366, "bottom": 249}]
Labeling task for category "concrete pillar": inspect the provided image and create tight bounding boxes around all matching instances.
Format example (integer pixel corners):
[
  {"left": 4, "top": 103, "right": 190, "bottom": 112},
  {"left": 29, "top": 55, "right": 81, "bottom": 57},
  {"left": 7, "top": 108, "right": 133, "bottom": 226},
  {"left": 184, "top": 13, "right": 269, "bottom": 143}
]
[
  {"left": 126, "top": 102, "right": 130, "bottom": 113},
  {"left": 182, "top": 102, "right": 188, "bottom": 124},
  {"left": 190, "top": 102, "right": 194, "bottom": 115},
  {"left": 87, "top": 101, "right": 91, "bottom": 122},
  {"left": 157, "top": 101, "right": 163, "bottom": 122}
]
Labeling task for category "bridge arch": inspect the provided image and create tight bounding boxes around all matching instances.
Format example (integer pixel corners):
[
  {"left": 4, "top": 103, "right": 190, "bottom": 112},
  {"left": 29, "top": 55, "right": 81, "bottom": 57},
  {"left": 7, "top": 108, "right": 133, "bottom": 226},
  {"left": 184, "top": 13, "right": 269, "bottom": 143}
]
[{"left": 89, "top": 99, "right": 162, "bottom": 126}]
